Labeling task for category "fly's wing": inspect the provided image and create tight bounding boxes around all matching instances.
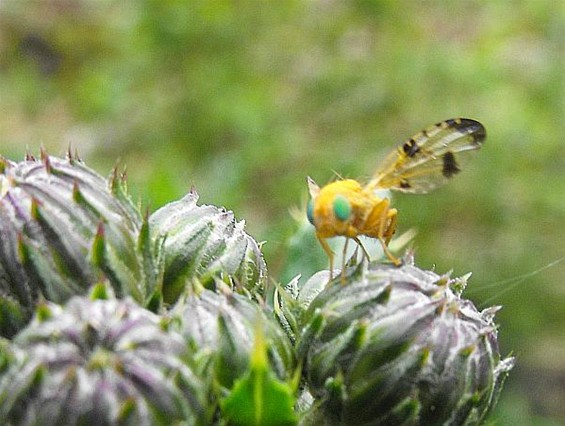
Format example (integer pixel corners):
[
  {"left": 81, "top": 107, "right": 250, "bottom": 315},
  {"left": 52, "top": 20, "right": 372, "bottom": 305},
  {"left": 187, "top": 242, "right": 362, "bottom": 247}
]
[{"left": 366, "top": 118, "right": 486, "bottom": 194}]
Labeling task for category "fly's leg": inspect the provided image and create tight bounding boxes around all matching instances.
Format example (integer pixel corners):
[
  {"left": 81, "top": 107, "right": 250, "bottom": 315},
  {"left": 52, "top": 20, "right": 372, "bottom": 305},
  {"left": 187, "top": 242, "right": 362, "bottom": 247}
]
[
  {"left": 364, "top": 200, "right": 401, "bottom": 266},
  {"left": 341, "top": 237, "right": 371, "bottom": 283},
  {"left": 352, "top": 236, "right": 371, "bottom": 261},
  {"left": 317, "top": 234, "right": 336, "bottom": 281},
  {"left": 379, "top": 208, "right": 401, "bottom": 265},
  {"left": 383, "top": 208, "right": 397, "bottom": 245},
  {"left": 340, "top": 237, "right": 350, "bottom": 283},
  {"left": 378, "top": 237, "right": 401, "bottom": 266}
]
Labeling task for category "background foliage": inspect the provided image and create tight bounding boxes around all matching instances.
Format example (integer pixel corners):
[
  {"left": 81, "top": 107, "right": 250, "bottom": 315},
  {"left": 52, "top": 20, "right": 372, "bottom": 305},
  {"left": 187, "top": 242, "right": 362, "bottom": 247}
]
[{"left": 0, "top": 1, "right": 563, "bottom": 424}]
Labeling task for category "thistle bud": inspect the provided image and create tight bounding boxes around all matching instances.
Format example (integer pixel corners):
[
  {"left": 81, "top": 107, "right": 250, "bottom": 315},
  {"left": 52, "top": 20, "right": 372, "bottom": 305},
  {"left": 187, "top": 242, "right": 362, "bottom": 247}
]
[
  {"left": 0, "top": 152, "right": 162, "bottom": 337},
  {"left": 150, "top": 189, "right": 267, "bottom": 304},
  {"left": 0, "top": 289, "right": 210, "bottom": 425},
  {"left": 172, "top": 287, "right": 296, "bottom": 392},
  {"left": 297, "top": 259, "right": 514, "bottom": 425}
]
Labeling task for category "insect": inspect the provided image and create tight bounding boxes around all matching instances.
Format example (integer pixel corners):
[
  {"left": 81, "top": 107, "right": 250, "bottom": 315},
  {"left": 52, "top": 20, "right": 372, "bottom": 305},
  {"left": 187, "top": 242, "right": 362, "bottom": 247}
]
[{"left": 307, "top": 118, "right": 486, "bottom": 281}]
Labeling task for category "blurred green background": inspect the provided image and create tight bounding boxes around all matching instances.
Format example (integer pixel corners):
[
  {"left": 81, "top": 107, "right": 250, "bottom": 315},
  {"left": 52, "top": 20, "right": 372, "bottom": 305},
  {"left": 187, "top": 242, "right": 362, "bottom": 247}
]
[{"left": 0, "top": 1, "right": 563, "bottom": 424}]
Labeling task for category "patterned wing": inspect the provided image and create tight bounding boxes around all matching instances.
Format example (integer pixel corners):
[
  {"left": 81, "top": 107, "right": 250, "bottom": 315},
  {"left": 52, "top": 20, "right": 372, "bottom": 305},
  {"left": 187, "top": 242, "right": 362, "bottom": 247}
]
[{"left": 366, "top": 118, "right": 486, "bottom": 194}]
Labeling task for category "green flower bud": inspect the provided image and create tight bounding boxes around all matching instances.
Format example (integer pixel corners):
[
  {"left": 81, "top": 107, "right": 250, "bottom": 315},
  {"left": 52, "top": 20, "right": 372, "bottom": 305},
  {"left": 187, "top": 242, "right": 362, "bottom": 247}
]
[
  {"left": 0, "top": 290, "right": 210, "bottom": 425},
  {"left": 172, "top": 287, "right": 296, "bottom": 393},
  {"left": 297, "top": 260, "right": 514, "bottom": 425},
  {"left": 0, "top": 152, "right": 163, "bottom": 337},
  {"left": 150, "top": 189, "right": 267, "bottom": 304}
]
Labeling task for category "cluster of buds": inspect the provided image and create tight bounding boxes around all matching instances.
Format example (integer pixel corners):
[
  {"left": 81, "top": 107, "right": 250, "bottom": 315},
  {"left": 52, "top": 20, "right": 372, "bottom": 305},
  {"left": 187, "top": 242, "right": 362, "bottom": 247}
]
[{"left": 0, "top": 151, "right": 513, "bottom": 425}]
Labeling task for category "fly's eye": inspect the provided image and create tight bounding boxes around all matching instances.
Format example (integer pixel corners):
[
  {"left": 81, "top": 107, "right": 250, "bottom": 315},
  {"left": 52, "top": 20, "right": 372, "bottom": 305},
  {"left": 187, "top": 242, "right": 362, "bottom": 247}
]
[
  {"left": 333, "top": 195, "right": 351, "bottom": 221},
  {"left": 307, "top": 199, "right": 315, "bottom": 225}
]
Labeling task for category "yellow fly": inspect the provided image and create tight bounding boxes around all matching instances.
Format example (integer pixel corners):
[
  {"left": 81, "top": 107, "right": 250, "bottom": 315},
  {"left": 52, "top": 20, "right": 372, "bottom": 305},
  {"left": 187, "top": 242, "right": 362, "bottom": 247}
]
[{"left": 307, "top": 118, "right": 486, "bottom": 280}]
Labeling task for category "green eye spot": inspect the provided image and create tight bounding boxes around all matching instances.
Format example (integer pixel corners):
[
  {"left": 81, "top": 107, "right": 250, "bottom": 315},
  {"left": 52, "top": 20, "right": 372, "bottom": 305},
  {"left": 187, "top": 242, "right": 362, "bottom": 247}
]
[
  {"left": 333, "top": 195, "right": 351, "bottom": 221},
  {"left": 307, "top": 199, "right": 315, "bottom": 225}
]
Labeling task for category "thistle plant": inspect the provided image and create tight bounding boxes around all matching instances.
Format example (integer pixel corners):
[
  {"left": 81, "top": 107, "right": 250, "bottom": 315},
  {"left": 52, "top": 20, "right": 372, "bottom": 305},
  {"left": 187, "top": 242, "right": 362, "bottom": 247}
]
[
  {"left": 0, "top": 150, "right": 163, "bottom": 337},
  {"left": 150, "top": 189, "right": 267, "bottom": 304},
  {"left": 0, "top": 151, "right": 514, "bottom": 425},
  {"left": 171, "top": 286, "right": 296, "bottom": 391},
  {"left": 171, "top": 286, "right": 298, "bottom": 425},
  {"left": 0, "top": 285, "right": 211, "bottom": 425},
  {"left": 280, "top": 257, "right": 515, "bottom": 425}
]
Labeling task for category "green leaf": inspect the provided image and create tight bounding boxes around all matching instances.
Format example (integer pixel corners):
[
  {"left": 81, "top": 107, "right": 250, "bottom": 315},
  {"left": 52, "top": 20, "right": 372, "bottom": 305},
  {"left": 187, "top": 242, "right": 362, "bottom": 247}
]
[{"left": 221, "top": 322, "right": 297, "bottom": 426}]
